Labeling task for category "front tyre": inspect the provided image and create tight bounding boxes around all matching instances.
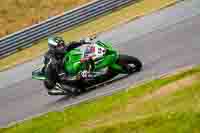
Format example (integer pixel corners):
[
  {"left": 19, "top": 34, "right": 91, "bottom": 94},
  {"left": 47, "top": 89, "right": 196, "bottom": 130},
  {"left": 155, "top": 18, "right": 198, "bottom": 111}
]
[
  {"left": 43, "top": 62, "right": 57, "bottom": 90},
  {"left": 118, "top": 54, "right": 142, "bottom": 74},
  {"left": 44, "top": 80, "right": 55, "bottom": 90}
]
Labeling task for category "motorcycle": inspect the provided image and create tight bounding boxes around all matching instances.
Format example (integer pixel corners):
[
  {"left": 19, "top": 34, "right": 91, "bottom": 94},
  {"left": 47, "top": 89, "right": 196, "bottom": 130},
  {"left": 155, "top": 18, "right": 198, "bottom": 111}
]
[{"left": 32, "top": 39, "right": 142, "bottom": 95}]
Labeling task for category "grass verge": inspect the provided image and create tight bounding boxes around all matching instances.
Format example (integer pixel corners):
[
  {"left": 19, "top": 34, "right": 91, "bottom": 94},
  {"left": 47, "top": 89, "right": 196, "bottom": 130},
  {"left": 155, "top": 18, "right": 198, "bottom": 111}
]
[
  {"left": 0, "top": 0, "right": 179, "bottom": 72},
  {"left": 1, "top": 65, "right": 200, "bottom": 133},
  {"left": 0, "top": 0, "right": 92, "bottom": 37}
]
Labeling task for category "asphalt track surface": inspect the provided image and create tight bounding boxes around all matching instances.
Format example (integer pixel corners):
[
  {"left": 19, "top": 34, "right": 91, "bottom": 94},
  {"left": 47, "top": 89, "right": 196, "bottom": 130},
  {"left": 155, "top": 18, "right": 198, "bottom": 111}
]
[{"left": 1, "top": 0, "right": 200, "bottom": 127}]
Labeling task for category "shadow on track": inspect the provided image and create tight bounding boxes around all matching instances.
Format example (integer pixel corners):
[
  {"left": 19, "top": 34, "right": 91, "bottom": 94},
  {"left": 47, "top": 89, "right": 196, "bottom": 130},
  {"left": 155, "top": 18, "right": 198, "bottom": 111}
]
[{"left": 45, "top": 74, "right": 132, "bottom": 108}]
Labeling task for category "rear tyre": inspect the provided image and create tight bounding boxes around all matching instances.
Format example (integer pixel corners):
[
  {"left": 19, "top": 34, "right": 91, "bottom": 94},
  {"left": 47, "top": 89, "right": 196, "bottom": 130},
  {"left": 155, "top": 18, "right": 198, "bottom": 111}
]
[{"left": 118, "top": 54, "right": 142, "bottom": 74}]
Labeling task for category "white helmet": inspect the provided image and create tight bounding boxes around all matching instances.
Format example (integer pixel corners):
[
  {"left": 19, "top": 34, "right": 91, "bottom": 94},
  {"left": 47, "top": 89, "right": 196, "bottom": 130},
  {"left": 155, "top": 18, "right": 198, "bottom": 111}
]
[{"left": 48, "top": 36, "right": 65, "bottom": 49}]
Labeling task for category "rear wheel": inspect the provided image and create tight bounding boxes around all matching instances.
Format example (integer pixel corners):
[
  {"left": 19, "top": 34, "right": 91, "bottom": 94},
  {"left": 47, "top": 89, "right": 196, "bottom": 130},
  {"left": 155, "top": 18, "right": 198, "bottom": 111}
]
[{"left": 118, "top": 54, "right": 142, "bottom": 74}]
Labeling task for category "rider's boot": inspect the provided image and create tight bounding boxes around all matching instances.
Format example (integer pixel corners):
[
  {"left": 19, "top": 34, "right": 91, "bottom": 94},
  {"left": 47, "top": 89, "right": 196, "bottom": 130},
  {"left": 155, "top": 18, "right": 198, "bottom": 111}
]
[
  {"left": 48, "top": 85, "right": 63, "bottom": 95},
  {"left": 48, "top": 83, "right": 66, "bottom": 95}
]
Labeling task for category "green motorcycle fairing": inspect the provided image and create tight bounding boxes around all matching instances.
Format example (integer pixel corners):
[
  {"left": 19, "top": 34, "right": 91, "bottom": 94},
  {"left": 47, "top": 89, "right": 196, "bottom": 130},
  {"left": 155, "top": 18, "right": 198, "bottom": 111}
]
[
  {"left": 63, "top": 41, "right": 125, "bottom": 77},
  {"left": 32, "top": 41, "right": 125, "bottom": 80}
]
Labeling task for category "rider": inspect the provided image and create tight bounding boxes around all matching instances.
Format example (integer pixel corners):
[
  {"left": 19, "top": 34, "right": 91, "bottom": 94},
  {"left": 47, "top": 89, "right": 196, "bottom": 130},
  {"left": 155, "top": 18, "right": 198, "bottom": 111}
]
[
  {"left": 44, "top": 36, "right": 93, "bottom": 79},
  {"left": 44, "top": 36, "right": 119, "bottom": 94}
]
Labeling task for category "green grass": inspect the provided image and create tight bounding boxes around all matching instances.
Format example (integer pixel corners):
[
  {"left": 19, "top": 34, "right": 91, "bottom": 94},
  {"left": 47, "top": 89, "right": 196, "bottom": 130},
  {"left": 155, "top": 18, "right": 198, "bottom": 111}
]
[
  {"left": 87, "top": 81, "right": 200, "bottom": 133},
  {"left": 88, "top": 111, "right": 200, "bottom": 133},
  {"left": 1, "top": 65, "right": 199, "bottom": 133}
]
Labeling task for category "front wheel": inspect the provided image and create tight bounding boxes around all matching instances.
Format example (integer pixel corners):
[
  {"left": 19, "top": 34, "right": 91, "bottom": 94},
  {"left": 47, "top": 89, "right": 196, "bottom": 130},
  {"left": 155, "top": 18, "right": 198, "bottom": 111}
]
[
  {"left": 118, "top": 54, "right": 142, "bottom": 74},
  {"left": 43, "top": 62, "right": 57, "bottom": 90},
  {"left": 43, "top": 80, "right": 55, "bottom": 90}
]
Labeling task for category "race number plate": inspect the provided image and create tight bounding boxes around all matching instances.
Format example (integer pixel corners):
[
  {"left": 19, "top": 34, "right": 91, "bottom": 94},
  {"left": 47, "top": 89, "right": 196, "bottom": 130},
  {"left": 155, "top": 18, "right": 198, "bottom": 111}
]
[{"left": 83, "top": 43, "right": 106, "bottom": 60}]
